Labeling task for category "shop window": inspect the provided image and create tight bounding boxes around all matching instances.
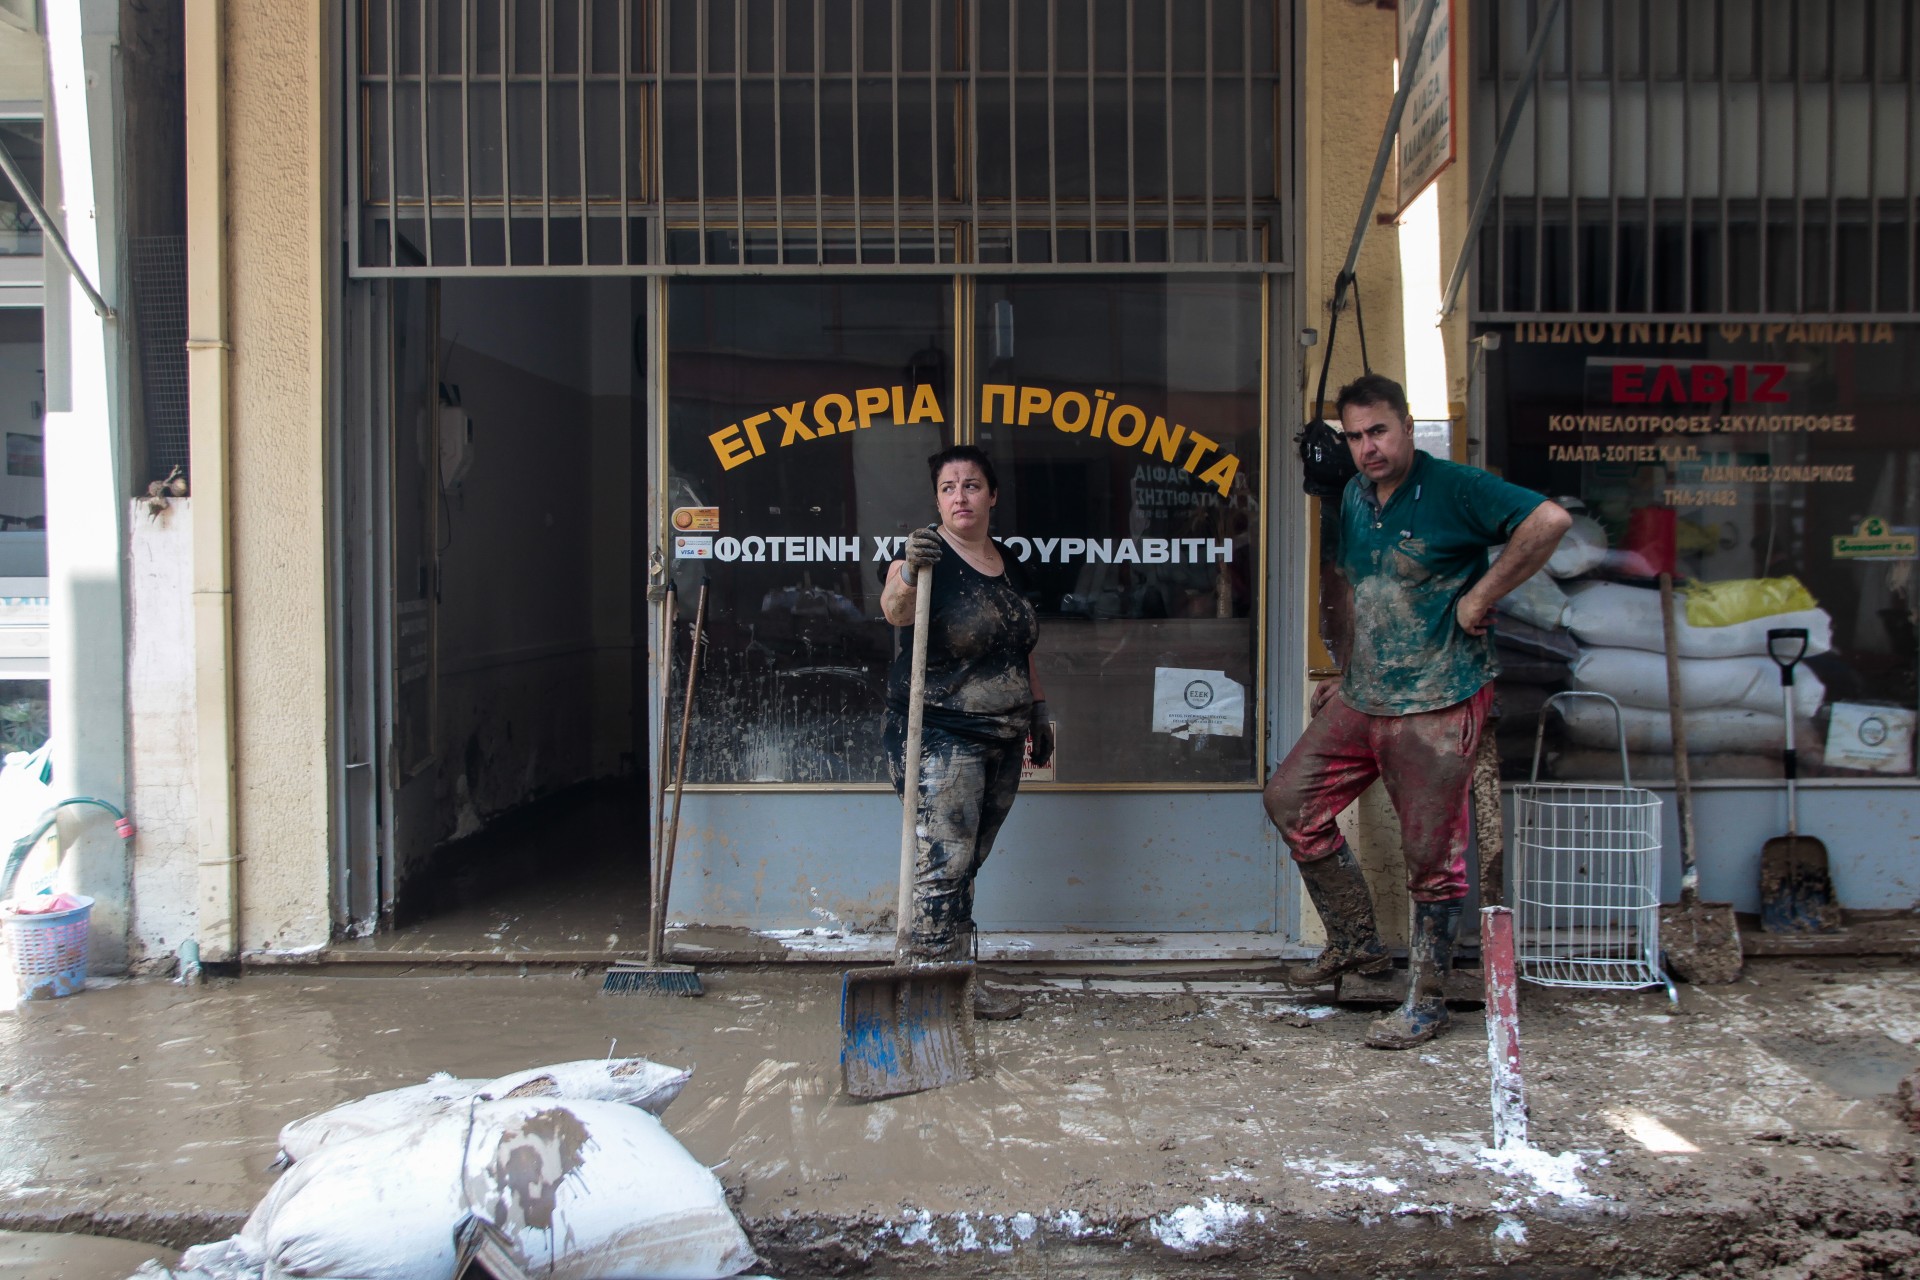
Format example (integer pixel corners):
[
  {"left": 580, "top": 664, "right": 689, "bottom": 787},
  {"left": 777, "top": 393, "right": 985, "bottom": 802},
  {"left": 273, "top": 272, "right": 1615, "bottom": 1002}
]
[
  {"left": 666, "top": 278, "right": 956, "bottom": 784},
  {"left": 1482, "top": 321, "right": 1920, "bottom": 783},
  {"left": 665, "top": 273, "right": 1265, "bottom": 787},
  {"left": 975, "top": 276, "right": 1263, "bottom": 785}
]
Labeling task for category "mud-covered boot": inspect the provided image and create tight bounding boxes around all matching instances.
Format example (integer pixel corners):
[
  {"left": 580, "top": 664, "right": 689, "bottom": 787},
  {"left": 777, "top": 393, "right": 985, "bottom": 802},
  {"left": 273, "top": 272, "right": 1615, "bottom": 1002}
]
[
  {"left": 971, "top": 979, "right": 1024, "bottom": 1021},
  {"left": 1282, "top": 843, "right": 1391, "bottom": 986},
  {"left": 953, "top": 925, "right": 1024, "bottom": 1020},
  {"left": 1365, "top": 898, "right": 1462, "bottom": 1049}
]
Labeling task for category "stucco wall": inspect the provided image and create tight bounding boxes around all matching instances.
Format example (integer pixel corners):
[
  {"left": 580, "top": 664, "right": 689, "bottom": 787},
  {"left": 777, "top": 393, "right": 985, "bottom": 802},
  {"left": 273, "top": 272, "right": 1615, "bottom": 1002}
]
[
  {"left": 225, "top": 0, "right": 330, "bottom": 952},
  {"left": 1302, "top": 0, "right": 1408, "bottom": 413},
  {"left": 1299, "top": 0, "right": 1418, "bottom": 945},
  {"left": 127, "top": 497, "right": 196, "bottom": 968}
]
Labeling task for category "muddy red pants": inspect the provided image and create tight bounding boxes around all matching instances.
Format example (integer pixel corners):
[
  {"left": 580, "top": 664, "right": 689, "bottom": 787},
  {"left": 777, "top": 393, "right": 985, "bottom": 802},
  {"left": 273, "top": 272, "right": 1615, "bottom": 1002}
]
[{"left": 1263, "top": 683, "right": 1493, "bottom": 902}]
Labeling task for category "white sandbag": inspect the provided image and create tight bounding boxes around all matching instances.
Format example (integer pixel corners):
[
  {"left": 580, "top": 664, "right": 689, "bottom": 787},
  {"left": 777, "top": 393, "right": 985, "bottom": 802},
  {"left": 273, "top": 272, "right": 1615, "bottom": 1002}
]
[
  {"left": 1572, "top": 646, "right": 1825, "bottom": 716},
  {"left": 1545, "top": 512, "right": 1609, "bottom": 579},
  {"left": 132, "top": 1236, "right": 267, "bottom": 1280},
  {"left": 277, "top": 1075, "right": 475, "bottom": 1165},
  {"left": 245, "top": 1113, "right": 470, "bottom": 1280},
  {"left": 1553, "top": 746, "right": 1820, "bottom": 782},
  {"left": 1562, "top": 581, "right": 1832, "bottom": 659},
  {"left": 1558, "top": 698, "right": 1815, "bottom": 755},
  {"left": 248, "top": 1098, "right": 756, "bottom": 1280},
  {"left": 278, "top": 1058, "right": 691, "bottom": 1164},
  {"left": 1494, "top": 562, "right": 1569, "bottom": 631},
  {"left": 478, "top": 1057, "right": 691, "bottom": 1110}
]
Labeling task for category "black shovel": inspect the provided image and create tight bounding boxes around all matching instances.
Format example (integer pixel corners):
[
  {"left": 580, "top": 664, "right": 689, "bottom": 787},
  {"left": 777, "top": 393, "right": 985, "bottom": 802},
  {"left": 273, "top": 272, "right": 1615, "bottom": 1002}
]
[
  {"left": 1759, "top": 628, "right": 1840, "bottom": 933},
  {"left": 839, "top": 561, "right": 978, "bottom": 1100}
]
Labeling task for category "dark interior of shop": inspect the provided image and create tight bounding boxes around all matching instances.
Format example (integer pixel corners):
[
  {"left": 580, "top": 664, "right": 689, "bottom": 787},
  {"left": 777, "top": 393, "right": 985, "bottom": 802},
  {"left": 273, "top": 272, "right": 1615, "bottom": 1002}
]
[{"left": 373, "top": 277, "right": 650, "bottom": 946}]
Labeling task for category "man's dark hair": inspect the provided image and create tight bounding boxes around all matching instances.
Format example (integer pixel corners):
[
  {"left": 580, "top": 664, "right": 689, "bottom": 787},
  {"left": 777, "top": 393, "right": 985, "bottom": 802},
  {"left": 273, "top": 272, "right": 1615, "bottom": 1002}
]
[
  {"left": 1334, "top": 373, "right": 1410, "bottom": 421},
  {"left": 927, "top": 443, "right": 999, "bottom": 494}
]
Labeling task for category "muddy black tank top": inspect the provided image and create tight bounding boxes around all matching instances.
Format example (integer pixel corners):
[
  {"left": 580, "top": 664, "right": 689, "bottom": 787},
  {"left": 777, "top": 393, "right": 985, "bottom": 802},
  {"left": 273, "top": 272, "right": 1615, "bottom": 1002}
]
[{"left": 885, "top": 538, "right": 1039, "bottom": 743}]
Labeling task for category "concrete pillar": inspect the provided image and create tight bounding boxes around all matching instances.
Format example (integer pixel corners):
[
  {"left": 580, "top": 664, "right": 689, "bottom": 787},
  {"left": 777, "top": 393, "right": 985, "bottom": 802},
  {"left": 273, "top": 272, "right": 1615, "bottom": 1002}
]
[{"left": 42, "top": 0, "right": 130, "bottom": 969}]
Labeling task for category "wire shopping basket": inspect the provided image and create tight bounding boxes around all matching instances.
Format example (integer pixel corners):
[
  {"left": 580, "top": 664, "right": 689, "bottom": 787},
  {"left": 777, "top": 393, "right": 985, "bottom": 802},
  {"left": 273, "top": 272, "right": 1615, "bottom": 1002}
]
[{"left": 1511, "top": 692, "right": 1672, "bottom": 996}]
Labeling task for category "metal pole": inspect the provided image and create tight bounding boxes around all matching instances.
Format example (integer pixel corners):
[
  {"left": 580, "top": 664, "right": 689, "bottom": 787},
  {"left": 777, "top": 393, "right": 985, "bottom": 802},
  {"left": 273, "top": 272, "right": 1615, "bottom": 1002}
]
[
  {"left": 0, "top": 137, "right": 111, "bottom": 319},
  {"left": 1331, "top": 0, "right": 1442, "bottom": 316},
  {"left": 1439, "top": 0, "right": 1568, "bottom": 320}
]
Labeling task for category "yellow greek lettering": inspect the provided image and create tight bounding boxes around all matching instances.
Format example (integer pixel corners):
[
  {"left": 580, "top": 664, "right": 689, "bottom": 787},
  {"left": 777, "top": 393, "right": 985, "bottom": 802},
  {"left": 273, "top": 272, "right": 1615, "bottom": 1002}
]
[
  {"left": 710, "top": 425, "right": 753, "bottom": 470},
  {"left": 814, "top": 393, "right": 854, "bottom": 435},
  {"left": 1199, "top": 452, "right": 1238, "bottom": 498},
  {"left": 773, "top": 401, "right": 809, "bottom": 444},
  {"left": 1090, "top": 390, "right": 1113, "bottom": 438},
  {"left": 1107, "top": 403, "right": 1147, "bottom": 447},
  {"left": 742, "top": 411, "right": 771, "bottom": 456},
  {"left": 1051, "top": 391, "right": 1091, "bottom": 433},
  {"left": 1180, "top": 430, "right": 1219, "bottom": 474},
  {"left": 1018, "top": 385, "right": 1053, "bottom": 426},
  {"left": 855, "top": 386, "right": 891, "bottom": 429},
  {"left": 980, "top": 384, "right": 1015, "bottom": 424},
  {"left": 779, "top": 404, "right": 818, "bottom": 445},
  {"left": 907, "top": 383, "right": 945, "bottom": 424},
  {"left": 1145, "top": 416, "right": 1186, "bottom": 463}
]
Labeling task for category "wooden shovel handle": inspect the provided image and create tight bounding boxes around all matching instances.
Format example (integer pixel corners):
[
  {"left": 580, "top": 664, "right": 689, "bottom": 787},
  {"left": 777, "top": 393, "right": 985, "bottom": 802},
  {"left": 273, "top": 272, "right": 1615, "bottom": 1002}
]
[
  {"left": 657, "top": 580, "right": 708, "bottom": 960},
  {"left": 1472, "top": 729, "right": 1506, "bottom": 909},
  {"left": 1659, "top": 572, "right": 1700, "bottom": 903},
  {"left": 895, "top": 561, "right": 935, "bottom": 959}
]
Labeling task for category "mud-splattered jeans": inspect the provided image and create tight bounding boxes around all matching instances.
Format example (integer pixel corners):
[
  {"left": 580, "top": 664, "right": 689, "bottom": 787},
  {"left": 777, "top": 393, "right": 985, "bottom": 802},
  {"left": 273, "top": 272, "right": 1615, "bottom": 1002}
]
[
  {"left": 884, "top": 716, "right": 1025, "bottom": 961},
  {"left": 1262, "top": 682, "right": 1493, "bottom": 902}
]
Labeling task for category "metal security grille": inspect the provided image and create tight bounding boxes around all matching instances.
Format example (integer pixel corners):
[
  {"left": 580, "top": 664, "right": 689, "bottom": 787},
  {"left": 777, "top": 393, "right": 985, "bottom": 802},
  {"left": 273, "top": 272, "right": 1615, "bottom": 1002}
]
[
  {"left": 129, "top": 235, "right": 192, "bottom": 484},
  {"left": 1474, "top": 0, "right": 1920, "bottom": 320},
  {"left": 350, "top": 0, "right": 1289, "bottom": 273}
]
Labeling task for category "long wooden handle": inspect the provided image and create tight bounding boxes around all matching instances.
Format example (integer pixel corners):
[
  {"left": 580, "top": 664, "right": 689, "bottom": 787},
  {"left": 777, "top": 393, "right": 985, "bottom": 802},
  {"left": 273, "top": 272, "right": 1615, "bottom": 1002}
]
[
  {"left": 647, "top": 582, "right": 676, "bottom": 966},
  {"left": 895, "top": 562, "right": 935, "bottom": 959},
  {"left": 657, "top": 581, "right": 708, "bottom": 958},
  {"left": 1472, "top": 729, "right": 1506, "bottom": 909},
  {"left": 1659, "top": 572, "right": 1699, "bottom": 904}
]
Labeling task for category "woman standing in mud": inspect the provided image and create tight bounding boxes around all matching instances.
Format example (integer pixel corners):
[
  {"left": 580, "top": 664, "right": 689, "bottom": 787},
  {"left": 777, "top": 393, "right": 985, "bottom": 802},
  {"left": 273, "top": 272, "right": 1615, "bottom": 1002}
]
[{"left": 880, "top": 445, "right": 1053, "bottom": 1021}]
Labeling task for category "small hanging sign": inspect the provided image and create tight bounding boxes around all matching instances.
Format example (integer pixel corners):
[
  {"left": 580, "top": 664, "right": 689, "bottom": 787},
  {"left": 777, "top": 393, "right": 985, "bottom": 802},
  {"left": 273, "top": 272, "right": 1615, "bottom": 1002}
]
[{"left": 1831, "top": 516, "right": 1917, "bottom": 561}]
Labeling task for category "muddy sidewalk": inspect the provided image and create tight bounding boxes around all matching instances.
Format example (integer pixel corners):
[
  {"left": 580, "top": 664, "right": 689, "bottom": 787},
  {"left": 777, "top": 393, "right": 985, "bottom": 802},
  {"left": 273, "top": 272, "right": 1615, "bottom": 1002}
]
[{"left": 0, "top": 960, "right": 1915, "bottom": 1278}]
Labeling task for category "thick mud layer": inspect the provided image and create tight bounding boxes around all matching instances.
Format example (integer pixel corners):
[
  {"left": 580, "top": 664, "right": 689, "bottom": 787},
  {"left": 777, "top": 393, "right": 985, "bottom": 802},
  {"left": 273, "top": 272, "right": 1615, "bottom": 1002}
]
[
  {"left": 1662, "top": 900, "right": 1746, "bottom": 984},
  {"left": 0, "top": 1229, "right": 176, "bottom": 1279},
  {"left": 1, "top": 960, "right": 1916, "bottom": 1277}
]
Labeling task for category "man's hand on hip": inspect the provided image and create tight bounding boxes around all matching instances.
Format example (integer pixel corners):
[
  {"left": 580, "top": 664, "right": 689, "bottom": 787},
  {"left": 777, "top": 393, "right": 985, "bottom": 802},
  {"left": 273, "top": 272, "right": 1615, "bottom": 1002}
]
[
  {"left": 1311, "top": 676, "right": 1342, "bottom": 716},
  {"left": 1456, "top": 590, "right": 1495, "bottom": 637}
]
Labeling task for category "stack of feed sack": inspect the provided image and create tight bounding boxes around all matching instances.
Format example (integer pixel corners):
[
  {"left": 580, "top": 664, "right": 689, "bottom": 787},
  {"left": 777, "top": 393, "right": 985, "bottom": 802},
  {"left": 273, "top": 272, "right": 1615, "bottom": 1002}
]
[
  {"left": 1489, "top": 526, "right": 1588, "bottom": 774},
  {"left": 1491, "top": 609, "right": 1579, "bottom": 768},
  {"left": 1559, "top": 580, "right": 1831, "bottom": 781}
]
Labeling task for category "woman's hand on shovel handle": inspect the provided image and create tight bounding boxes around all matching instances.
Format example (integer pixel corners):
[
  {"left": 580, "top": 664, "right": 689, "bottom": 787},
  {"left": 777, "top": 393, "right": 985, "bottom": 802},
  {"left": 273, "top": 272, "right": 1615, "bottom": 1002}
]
[{"left": 905, "top": 526, "right": 945, "bottom": 569}]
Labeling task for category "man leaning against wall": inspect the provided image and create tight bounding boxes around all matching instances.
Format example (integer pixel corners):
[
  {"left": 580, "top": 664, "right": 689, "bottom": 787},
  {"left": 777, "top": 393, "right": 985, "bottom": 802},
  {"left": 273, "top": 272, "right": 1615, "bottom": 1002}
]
[{"left": 1265, "top": 374, "right": 1571, "bottom": 1049}]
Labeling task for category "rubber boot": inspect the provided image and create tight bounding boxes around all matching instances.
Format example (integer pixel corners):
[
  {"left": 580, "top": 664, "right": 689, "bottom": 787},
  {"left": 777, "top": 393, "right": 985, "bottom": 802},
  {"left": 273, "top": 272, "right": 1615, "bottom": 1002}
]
[
  {"left": 1282, "top": 843, "right": 1391, "bottom": 986},
  {"left": 956, "top": 926, "right": 1024, "bottom": 1021},
  {"left": 1365, "top": 899, "right": 1462, "bottom": 1049},
  {"left": 972, "top": 979, "right": 1024, "bottom": 1021}
]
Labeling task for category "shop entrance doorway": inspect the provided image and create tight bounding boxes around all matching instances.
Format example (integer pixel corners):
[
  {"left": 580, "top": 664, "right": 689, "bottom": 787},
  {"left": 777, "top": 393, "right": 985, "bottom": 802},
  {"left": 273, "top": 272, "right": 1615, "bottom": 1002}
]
[{"left": 332, "top": 276, "right": 651, "bottom": 948}]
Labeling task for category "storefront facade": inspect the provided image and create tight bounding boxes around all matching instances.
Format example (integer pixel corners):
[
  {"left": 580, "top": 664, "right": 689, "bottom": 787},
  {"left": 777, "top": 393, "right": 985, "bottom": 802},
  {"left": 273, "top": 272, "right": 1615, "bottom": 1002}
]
[
  {"left": 1470, "top": 0, "right": 1920, "bottom": 912},
  {"left": 290, "top": 0, "right": 1346, "bottom": 955}
]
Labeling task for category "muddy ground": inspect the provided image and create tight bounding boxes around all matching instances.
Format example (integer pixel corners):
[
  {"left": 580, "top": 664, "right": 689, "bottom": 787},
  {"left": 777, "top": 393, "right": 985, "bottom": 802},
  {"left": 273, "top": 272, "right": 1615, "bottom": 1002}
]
[{"left": 0, "top": 959, "right": 1915, "bottom": 1278}]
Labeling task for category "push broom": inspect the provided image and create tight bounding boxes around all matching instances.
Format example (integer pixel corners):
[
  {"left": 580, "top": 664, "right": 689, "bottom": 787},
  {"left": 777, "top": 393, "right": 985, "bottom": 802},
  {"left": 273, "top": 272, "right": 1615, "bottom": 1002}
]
[{"left": 605, "top": 578, "right": 707, "bottom": 996}]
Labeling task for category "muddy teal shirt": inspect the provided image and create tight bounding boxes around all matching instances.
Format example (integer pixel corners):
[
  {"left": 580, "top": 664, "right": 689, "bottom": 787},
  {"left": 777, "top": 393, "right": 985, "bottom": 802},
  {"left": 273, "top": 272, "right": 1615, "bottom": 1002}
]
[{"left": 1338, "top": 451, "right": 1547, "bottom": 716}]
